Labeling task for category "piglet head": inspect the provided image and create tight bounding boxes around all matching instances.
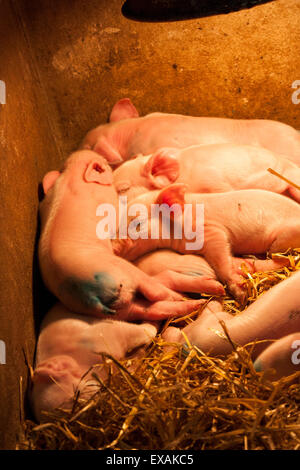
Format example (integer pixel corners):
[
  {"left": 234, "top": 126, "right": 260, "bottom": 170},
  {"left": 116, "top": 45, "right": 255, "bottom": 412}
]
[
  {"left": 41, "top": 150, "right": 114, "bottom": 196},
  {"left": 30, "top": 355, "right": 83, "bottom": 422},
  {"left": 80, "top": 98, "right": 139, "bottom": 163},
  {"left": 39, "top": 151, "right": 117, "bottom": 229}
]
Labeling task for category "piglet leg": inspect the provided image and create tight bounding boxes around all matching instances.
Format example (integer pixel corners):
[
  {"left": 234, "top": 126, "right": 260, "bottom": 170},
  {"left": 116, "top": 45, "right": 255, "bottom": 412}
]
[
  {"left": 117, "top": 298, "right": 206, "bottom": 321},
  {"left": 159, "top": 257, "right": 291, "bottom": 298},
  {"left": 201, "top": 225, "right": 246, "bottom": 303},
  {"left": 152, "top": 269, "right": 225, "bottom": 296},
  {"left": 254, "top": 332, "right": 300, "bottom": 381},
  {"left": 269, "top": 220, "right": 300, "bottom": 253}
]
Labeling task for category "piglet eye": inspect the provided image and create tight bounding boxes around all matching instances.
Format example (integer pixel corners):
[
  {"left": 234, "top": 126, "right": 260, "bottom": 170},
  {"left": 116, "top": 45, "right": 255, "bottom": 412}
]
[{"left": 117, "top": 182, "right": 130, "bottom": 193}]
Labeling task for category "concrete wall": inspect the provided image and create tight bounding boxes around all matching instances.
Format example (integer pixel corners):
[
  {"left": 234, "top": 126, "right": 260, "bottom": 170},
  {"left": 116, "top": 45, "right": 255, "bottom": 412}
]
[{"left": 0, "top": 0, "right": 299, "bottom": 449}]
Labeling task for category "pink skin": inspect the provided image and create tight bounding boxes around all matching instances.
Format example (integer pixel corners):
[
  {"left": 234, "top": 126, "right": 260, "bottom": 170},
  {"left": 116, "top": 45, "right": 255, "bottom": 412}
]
[
  {"left": 30, "top": 302, "right": 158, "bottom": 421},
  {"left": 113, "top": 184, "right": 300, "bottom": 303},
  {"left": 134, "top": 249, "right": 224, "bottom": 296},
  {"left": 80, "top": 98, "right": 300, "bottom": 166},
  {"left": 163, "top": 270, "right": 300, "bottom": 367},
  {"left": 253, "top": 333, "right": 300, "bottom": 381},
  {"left": 39, "top": 150, "right": 205, "bottom": 321},
  {"left": 134, "top": 249, "right": 289, "bottom": 297},
  {"left": 113, "top": 144, "right": 300, "bottom": 202}
]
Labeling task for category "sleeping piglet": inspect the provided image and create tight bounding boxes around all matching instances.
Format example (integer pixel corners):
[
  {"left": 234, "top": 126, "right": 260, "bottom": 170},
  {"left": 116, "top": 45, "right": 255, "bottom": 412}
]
[
  {"left": 39, "top": 150, "right": 205, "bottom": 321},
  {"left": 113, "top": 144, "right": 300, "bottom": 202},
  {"left": 30, "top": 302, "right": 158, "bottom": 421},
  {"left": 81, "top": 98, "right": 300, "bottom": 166},
  {"left": 113, "top": 184, "right": 300, "bottom": 303}
]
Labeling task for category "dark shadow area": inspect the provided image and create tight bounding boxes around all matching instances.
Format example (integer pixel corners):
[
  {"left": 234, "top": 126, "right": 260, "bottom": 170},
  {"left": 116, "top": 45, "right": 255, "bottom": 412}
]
[
  {"left": 122, "top": 0, "right": 275, "bottom": 21},
  {"left": 32, "top": 185, "right": 57, "bottom": 338},
  {"left": 26, "top": 198, "right": 56, "bottom": 423}
]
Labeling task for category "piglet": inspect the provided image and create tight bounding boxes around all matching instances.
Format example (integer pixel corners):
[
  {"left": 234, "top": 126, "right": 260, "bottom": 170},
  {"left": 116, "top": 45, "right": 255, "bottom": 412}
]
[
  {"left": 30, "top": 302, "right": 158, "bottom": 421},
  {"left": 113, "top": 144, "right": 300, "bottom": 202},
  {"left": 81, "top": 98, "right": 300, "bottom": 166},
  {"left": 39, "top": 150, "right": 205, "bottom": 321},
  {"left": 113, "top": 184, "right": 300, "bottom": 302}
]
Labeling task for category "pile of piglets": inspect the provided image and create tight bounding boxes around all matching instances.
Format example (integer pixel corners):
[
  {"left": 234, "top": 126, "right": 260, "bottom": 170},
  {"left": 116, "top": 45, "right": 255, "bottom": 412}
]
[{"left": 31, "top": 98, "right": 300, "bottom": 421}]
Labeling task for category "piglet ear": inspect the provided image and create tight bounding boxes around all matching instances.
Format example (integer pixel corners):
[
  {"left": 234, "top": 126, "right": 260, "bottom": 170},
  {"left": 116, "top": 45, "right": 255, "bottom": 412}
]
[
  {"left": 109, "top": 98, "right": 139, "bottom": 122},
  {"left": 42, "top": 170, "right": 60, "bottom": 195},
  {"left": 84, "top": 159, "right": 113, "bottom": 185},
  {"left": 156, "top": 183, "right": 187, "bottom": 216},
  {"left": 142, "top": 148, "right": 180, "bottom": 188}
]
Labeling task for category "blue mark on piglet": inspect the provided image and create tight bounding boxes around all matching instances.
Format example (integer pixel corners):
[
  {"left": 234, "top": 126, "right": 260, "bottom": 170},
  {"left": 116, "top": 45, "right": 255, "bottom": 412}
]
[{"left": 61, "top": 272, "right": 119, "bottom": 314}]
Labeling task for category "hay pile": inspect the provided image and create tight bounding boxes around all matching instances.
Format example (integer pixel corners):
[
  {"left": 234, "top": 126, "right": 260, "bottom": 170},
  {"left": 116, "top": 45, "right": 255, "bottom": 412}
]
[{"left": 18, "top": 250, "right": 300, "bottom": 450}]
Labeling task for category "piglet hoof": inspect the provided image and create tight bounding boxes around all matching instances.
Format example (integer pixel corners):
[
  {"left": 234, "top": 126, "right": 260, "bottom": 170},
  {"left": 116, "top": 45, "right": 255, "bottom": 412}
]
[{"left": 228, "top": 281, "right": 248, "bottom": 306}]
